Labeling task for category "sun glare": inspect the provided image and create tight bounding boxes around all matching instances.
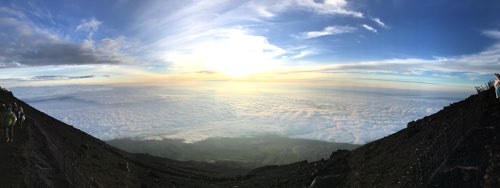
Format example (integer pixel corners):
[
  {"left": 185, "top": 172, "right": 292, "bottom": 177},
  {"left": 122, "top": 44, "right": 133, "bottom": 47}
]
[{"left": 167, "top": 29, "right": 285, "bottom": 78}]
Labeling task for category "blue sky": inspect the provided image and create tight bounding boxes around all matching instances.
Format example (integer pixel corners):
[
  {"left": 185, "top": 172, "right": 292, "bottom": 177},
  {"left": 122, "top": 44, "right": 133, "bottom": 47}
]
[{"left": 0, "top": 0, "right": 499, "bottom": 91}]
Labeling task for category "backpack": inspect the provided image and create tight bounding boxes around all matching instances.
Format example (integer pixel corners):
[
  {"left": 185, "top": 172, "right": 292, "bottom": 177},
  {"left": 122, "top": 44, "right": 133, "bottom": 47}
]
[{"left": 4, "top": 112, "right": 17, "bottom": 126}]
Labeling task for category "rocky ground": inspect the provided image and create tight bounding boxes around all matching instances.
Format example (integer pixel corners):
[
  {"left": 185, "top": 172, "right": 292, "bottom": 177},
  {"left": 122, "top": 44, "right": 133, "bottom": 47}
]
[{"left": 0, "top": 86, "right": 498, "bottom": 188}]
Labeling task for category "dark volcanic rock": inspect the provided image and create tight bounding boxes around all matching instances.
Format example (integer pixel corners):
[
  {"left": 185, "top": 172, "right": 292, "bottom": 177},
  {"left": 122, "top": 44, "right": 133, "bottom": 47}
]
[{"left": 329, "top": 149, "right": 350, "bottom": 160}]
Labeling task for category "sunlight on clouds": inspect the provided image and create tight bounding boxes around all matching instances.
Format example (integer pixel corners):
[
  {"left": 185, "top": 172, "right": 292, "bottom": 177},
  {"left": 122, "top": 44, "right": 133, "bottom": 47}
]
[
  {"left": 165, "top": 29, "right": 285, "bottom": 77},
  {"left": 11, "top": 84, "right": 465, "bottom": 144},
  {"left": 295, "top": 0, "right": 363, "bottom": 17},
  {"left": 301, "top": 25, "right": 357, "bottom": 39},
  {"left": 0, "top": 64, "right": 155, "bottom": 87}
]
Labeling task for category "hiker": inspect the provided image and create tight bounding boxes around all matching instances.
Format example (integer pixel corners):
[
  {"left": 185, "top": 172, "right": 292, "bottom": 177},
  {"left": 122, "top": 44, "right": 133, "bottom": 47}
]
[
  {"left": 17, "top": 105, "right": 25, "bottom": 128},
  {"left": 7, "top": 103, "right": 12, "bottom": 112},
  {"left": 0, "top": 104, "right": 4, "bottom": 127},
  {"left": 13, "top": 102, "right": 19, "bottom": 118},
  {"left": 495, "top": 73, "right": 500, "bottom": 99},
  {"left": 4, "top": 104, "right": 17, "bottom": 142},
  {"left": 13, "top": 102, "right": 17, "bottom": 111}
]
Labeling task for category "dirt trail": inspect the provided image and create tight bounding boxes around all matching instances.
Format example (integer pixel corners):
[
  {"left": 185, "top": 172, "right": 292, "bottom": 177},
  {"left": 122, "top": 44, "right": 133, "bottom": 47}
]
[{"left": 0, "top": 124, "right": 28, "bottom": 187}]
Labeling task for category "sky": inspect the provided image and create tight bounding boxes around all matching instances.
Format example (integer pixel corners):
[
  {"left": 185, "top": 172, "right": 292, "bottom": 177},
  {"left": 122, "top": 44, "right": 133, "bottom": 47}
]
[
  {"left": 0, "top": 0, "right": 499, "bottom": 90},
  {"left": 1, "top": 0, "right": 496, "bottom": 144}
]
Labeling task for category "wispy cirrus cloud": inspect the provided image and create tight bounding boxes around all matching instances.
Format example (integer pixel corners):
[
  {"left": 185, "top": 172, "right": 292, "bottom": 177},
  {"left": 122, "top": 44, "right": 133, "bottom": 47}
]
[
  {"left": 371, "top": 18, "right": 387, "bottom": 28},
  {"left": 76, "top": 17, "right": 102, "bottom": 32},
  {"left": 273, "top": 29, "right": 500, "bottom": 82},
  {"left": 244, "top": 0, "right": 364, "bottom": 18},
  {"left": 293, "top": 0, "right": 364, "bottom": 18},
  {"left": 125, "top": 0, "right": 368, "bottom": 74},
  {"left": 31, "top": 75, "right": 110, "bottom": 81},
  {"left": 0, "top": 75, "right": 110, "bottom": 82},
  {"left": 76, "top": 17, "right": 102, "bottom": 38},
  {"left": 72, "top": 0, "right": 496, "bottom": 82},
  {"left": 290, "top": 50, "right": 317, "bottom": 59},
  {"left": 26, "top": 0, "right": 55, "bottom": 25},
  {"left": 483, "top": 30, "right": 500, "bottom": 39},
  {"left": 301, "top": 25, "right": 357, "bottom": 39},
  {"left": 281, "top": 41, "right": 500, "bottom": 77},
  {"left": 362, "top": 24, "right": 377, "bottom": 33}
]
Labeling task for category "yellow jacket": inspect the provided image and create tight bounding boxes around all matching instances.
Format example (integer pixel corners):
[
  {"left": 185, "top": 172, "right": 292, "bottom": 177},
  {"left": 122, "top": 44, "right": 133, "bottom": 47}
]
[{"left": 3, "top": 112, "right": 17, "bottom": 126}]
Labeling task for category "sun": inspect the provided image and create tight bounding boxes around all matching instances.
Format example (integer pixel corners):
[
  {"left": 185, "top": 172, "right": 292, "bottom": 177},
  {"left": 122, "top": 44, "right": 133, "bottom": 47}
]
[
  {"left": 200, "top": 46, "right": 276, "bottom": 78},
  {"left": 166, "top": 29, "right": 285, "bottom": 78}
]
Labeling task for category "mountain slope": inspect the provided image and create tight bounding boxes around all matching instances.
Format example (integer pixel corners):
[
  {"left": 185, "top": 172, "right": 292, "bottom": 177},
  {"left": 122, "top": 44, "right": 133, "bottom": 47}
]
[
  {"left": 227, "top": 87, "right": 500, "bottom": 188},
  {"left": 0, "top": 86, "right": 499, "bottom": 187},
  {"left": 0, "top": 88, "right": 246, "bottom": 187}
]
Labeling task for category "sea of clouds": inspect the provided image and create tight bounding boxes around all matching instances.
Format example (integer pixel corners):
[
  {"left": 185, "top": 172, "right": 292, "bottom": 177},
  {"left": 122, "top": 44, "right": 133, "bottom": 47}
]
[{"left": 10, "top": 83, "right": 467, "bottom": 144}]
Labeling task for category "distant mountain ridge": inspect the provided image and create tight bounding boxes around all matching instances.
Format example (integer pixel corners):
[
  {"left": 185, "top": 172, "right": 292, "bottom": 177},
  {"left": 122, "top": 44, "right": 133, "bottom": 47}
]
[
  {"left": 0, "top": 86, "right": 498, "bottom": 187},
  {"left": 107, "top": 136, "right": 359, "bottom": 169}
]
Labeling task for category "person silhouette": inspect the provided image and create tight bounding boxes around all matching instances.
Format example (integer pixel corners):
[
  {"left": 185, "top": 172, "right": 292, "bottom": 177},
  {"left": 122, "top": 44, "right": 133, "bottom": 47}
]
[
  {"left": 495, "top": 73, "right": 500, "bottom": 99},
  {"left": 4, "top": 104, "right": 17, "bottom": 142}
]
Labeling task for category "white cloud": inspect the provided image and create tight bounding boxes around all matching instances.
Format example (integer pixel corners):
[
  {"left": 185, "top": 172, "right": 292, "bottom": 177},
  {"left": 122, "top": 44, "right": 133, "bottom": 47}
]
[
  {"left": 362, "top": 24, "right": 377, "bottom": 33},
  {"left": 248, "top": 3, "right": 276, "bottom": 18},
  {"left": 291, "top": 50, "right": 316, "bottom": 59},
  {"left": 294, "top": 0, "right": 364, "bottom": 17},
  {"left": 76, "top": 17, "right": 102, "bottom": 33},
  {"left": 483, "top": 30, "right": 500, "bottom": 39},
  {"left": 227, "top": 0, "right": 364, "bottom": 18},
  {"left": 123, "top": 0, "right": 368, "bottom": 75},
  {"left": 96, "top": 36, "right": 135, "bottom": 63},
  {"left": 240, "top": 0, "right": 364, "bottom": 18},
  {"left": 275, "top": 29, "right": 500, "bottom": 81},
  {"left": 290, "top": 40, "right": 500, "bottom": 76},
  {"left": 301, "top": 25, "right": 357, "bottom": 39},
  {"left": 281, "top": 46, "right": 319, "bottom": 60},
  {"left": 26, "top": 0, "right": 56, "bottom": 25},
  {"left": 0, "top": 6, "right": 26, "bottom": 19},
  {"left": 12, "top": 84, "right": 461, "bottom": 144},
  {"left": 129, "top": 0, "right": 365, "bottom": 48},
  {"left": 0, "top": 9, "right": 133, "bottom": 67},
  {"left": 372, "top": 17, "right": 387, "bottom": 28},
  {"left": 76, "top": 17, "right": 102, "bottom": 39}
]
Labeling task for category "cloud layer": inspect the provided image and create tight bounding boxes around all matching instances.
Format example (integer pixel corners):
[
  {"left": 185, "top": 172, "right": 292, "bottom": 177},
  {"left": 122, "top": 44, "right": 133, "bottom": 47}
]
[{"left": 12, "top": 84, "right": 464, "bottom": 144}]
